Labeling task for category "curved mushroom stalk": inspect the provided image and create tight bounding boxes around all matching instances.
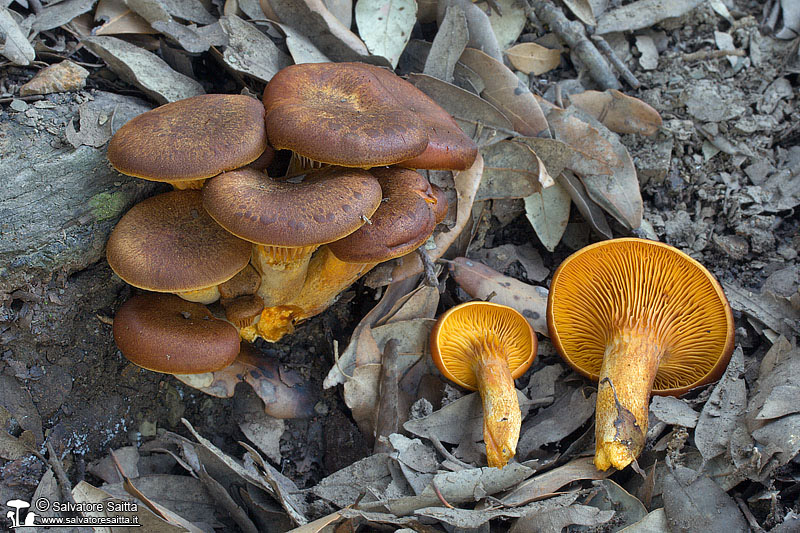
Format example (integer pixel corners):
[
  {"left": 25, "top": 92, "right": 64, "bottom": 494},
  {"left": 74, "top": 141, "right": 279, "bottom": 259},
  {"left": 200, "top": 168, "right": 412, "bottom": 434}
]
[
  {"left": 473, "top": 337, "right": 523, "bottom": 468},
  {"left": 594, "top": 331, "right": 662, "bottom": 471}
]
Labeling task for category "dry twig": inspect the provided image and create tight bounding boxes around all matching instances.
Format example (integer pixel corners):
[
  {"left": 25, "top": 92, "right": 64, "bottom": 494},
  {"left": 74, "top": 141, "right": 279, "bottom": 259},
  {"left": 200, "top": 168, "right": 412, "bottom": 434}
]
[{"left": 526, "top": 1, "right": 620, "bottom": 89}]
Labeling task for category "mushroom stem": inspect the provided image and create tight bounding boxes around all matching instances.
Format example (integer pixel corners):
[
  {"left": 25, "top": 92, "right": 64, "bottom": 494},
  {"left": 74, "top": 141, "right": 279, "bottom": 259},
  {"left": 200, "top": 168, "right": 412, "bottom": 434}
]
[
  {"left": 594, "top": 329, "right": 664, "bottom": 471},
  {"left": 249, "top": 246, "right": 376, "bottom": 342},
  {"left": 252, "top": 244, "right": 317, "bottom": 307},
  {"left": 473, "top": 337, "right": 521, "bottom": 468}
]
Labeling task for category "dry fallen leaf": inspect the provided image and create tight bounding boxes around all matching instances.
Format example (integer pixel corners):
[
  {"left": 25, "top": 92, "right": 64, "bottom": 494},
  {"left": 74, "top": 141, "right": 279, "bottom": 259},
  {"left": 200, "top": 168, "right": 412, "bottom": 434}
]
[
  {"left": 391, "top": 153, "right": 484, "bottom": 283},
  {"left": 541, "top": 102, "right": 643, "bottom": 229},
  {"left": 439, "top": 0, "right": 502, "bottom": 62},
  {"left": 84, "top": 35, "right": 205, "bottom": 103},
  {"left": 407, "top": 73, "right": 514, "bottom": 146},
  {"left": 517, "top": 386, "right": 596, "bottom": 458},
  {"left": 355, "top": 0, "right": 417, "bottom": 68},
  {"left": 32, "top": 0, "right": 96, "bottom": 33},
  {"left": 0, "top": 6, "right": 35, "bottom": 65},
  {"left": 661, "top": 463, "right": 749, "bottom": 532},
  {"left": 501, "top": 457, "right": 611, "bottom": 507},
  {"left": 312, "top": 453, "right": 394, "bottom": 507},
  {"left": 73, "top": 481, "right": 202, "bottom": 532},
  {"left": 449, "top": 257, "right": 549, "bottom": 335},
  {"left": 324, "top": 276, "right": 421, "bottom": 388},
  {"left": 510, "top": 504, "right": 615, "bottom": 532},
  {"left": 485, "top": 0, "right": 526, "bottom": 50},
  {"left": 596, "top": 0, "right": 704, "bottom": 34},
  {"left": 562, "top": 0, "right": 596, "bottom": 26},
  {"left": 271, "top": 21, "right": 331, "bottom": 64},
  {"left": 524, "top": 181, "right": 571, "bottom": 252},
  {"left": 556, "top": 171, "right": 613, "bottom": 240},
  {"left": 693, "top": 348, "right": 745, "bottom": 462},
  {"left": 175, "top": 345, "right": 317, "bottom": 419},
  {"left": 568, "top": 90, "right": 662, "bottom": 136},
  {"left": 505, "top": 42, "right": 562, "bottom": 75},
  {"left": 459, "top": 48, "right": 550, "bottom": 138},
  {"left": 745, "top": 337, "right": 800, "bottom": 478},
  {"left": 479, "top": 140, "right": 554, "bottom": 200},
  {"left": 423, "top": 4, "right": 467, "bottom": 83},
  {"left": 218, "top": 16, "right": 292, "bottom": 82},
  {"left": 267, "top": 0, "right": 379, "bottom": 63},
  {"left": 589, "top": 479, "right": 648, "bottom": 529},
  {"left": 374, "top": 464, "right": 534, "bottom": 516},
  {"left": 65, "top": 101, "right": 114, "bottom": 148}
]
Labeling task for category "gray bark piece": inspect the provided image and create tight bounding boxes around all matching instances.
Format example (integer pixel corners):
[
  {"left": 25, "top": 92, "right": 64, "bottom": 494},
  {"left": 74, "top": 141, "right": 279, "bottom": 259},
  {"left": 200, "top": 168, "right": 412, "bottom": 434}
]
[{"left": 0, "top": 91, "right": 160, "bottom": 295}]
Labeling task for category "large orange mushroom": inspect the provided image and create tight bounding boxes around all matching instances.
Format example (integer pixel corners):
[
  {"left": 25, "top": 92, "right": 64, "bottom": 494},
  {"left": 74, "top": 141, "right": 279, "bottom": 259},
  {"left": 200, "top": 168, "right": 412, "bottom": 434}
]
[
  {"left": 547, "top": 238, "right": 734, "bottom": 471},
  {"left": 430, "top": 301, "right": 537, "bottom": 468},
  {"left": 251, "top": 167, "right": 444, "bottom": 342}
]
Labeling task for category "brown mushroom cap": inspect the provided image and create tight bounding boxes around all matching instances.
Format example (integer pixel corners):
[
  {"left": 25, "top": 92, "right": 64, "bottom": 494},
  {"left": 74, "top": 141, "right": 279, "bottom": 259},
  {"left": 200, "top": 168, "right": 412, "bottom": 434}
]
[
  {"left": 547, "top": 238, "right": 734, "bottom": 396},
  {"left": 327, "top": 167, "right": 437, "bottom": 263},
  {"left": 262, "top": 62, "right": 429, "bottom": 167},
  {"left": 202, "top": 167, "right": 382, "bottom": 247},
  {"left": 106, "top": 190, "right": 252, "bottom": 293},
  {"left": 362, "top": 66, "right": 476, "bottom": 170},
  {"left": 113, "top": 293, "right": 240, "bottom": 374},
  {"left": 430, "top": 301, "right": 537, "bottom": 390},
  {"left": 108, "top": 94, "right": 267, "bottom": 183}
]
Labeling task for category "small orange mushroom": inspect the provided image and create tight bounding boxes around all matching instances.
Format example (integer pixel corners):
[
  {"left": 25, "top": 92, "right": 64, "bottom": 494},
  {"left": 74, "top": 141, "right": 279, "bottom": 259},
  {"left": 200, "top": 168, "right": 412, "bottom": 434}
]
[
  {"left": 430, "top": 301, "right": 537, "bottom": 468},
  {"left": 547, "top": 238, "right": 734, "bottom": 471}
]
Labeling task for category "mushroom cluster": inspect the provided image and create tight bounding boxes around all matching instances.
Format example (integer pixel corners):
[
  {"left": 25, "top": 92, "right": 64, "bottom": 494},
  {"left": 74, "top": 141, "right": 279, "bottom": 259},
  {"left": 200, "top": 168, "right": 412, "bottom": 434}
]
[{"left": 105, "top": 62, "right": 478, "bottom": 375}]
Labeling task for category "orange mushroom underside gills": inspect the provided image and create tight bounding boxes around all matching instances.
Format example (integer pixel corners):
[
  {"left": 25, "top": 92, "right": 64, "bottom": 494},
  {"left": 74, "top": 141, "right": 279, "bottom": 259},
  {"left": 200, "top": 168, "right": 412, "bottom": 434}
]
[
  {"left": 547, "top": 238, "right": 734, "bottom": 471},
  {"left": 431, "top": 301, "right": 537, "bottom": 468}
]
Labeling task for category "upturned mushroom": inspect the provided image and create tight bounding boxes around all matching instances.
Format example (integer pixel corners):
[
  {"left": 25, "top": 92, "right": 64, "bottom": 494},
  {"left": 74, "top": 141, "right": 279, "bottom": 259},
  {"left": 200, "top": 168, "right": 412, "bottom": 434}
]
[
  {"left": 106, "top": 190, "right": 252, "bottom": 304},
  {"left": 108, "top": 94, "right": 268, "bottom": 189},
  {"left": 252, "top": 167, "right": 444, "bottom": 342},
  {"left": 547, "top": 238, "right": 734, "bottom": 471},
  {"left": 262, "top": 62, "right": 477, "bottom": 171},
  {"left": 113, "top": 293, "right": 240, "bottom": 374},
  {"left": 430, "top": 301, "right": 537, "bottom": 468},
  {"left": 202, "top": 167, "right": 382, "bottom": 310}
]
